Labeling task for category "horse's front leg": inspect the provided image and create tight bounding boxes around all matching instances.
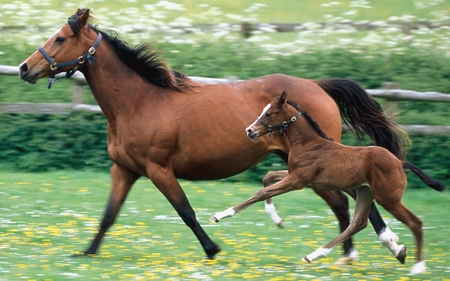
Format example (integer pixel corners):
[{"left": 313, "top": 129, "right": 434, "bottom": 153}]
[
  {"left": 303, "top": 186, "right": 374, "bottom": 263},
  {"left": 211, "top": 175, "right": 299, "bottom": 222},
  {"left": 81, "top": 164, "right": 140, "bottom": 256},
  {"left": 149, "top": 166, "right": 220, "bottom": 259},
  {"left": 262, "top": 170, "right": 288, "bottom": 227}
]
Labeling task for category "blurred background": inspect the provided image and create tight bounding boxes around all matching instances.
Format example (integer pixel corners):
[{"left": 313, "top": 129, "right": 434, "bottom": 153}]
[{"left": 0, "top": 0, "right": 449, "bottom": 186}]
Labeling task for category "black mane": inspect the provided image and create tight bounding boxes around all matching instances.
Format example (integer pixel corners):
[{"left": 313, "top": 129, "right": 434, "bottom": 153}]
[
  {"left": 68, "top": 13, "right": 192, "bottom": 92},
  {"left": 287, "top": 100, "right": 333, "bottom": 141}
]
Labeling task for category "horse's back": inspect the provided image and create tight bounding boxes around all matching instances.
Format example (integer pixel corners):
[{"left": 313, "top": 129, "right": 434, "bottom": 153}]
[{"left": 111, "top": 73, "right": 343, "bottom": 180}]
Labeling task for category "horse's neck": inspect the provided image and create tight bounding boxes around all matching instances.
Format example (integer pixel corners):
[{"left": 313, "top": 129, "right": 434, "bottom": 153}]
[{"left": 81, "top": 42, "right": 150, "bottom": 123}]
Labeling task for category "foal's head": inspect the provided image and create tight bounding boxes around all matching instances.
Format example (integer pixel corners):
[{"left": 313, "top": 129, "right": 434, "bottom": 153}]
[
  {"left": 246, "top": 91, "right": 332, "bottom": 141},
  {"left": 246, "top": 91, "right": 301, "bottom": 140}
]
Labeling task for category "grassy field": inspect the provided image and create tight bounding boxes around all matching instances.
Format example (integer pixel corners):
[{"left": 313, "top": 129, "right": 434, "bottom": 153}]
[{"left": 0, "top": 170, "right": 449, "bottom": 280}]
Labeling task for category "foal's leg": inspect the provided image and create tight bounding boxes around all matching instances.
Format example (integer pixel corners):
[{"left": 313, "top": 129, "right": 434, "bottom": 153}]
[
  {"left": 262, "top": 170, "right": 288, "bottom": 227},
  {"left": 346, "top": 189, "right": 404, "bottom": 262},
  {"left": 303, "top": 186, "right": 374, "bottom": 262},
  {"left": 82, "top": 164, "right": 140, "bottom": 255},
  {"left": 313, "top": 189, "right": 357, "bottom": 261},
  {"left": 211, "top": 175, "right": 300, "bottom": 222},
  {"left": 377, "top": 198, "right": 424, "bottom": 274}
]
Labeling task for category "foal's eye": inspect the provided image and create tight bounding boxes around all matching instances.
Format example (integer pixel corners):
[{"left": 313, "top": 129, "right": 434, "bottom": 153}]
[
  {"left": 55, "top": 37, "right": 66, "bottom": 44},
  {"left": 265, "top": 113, "right": 272, "bottom": 118}
]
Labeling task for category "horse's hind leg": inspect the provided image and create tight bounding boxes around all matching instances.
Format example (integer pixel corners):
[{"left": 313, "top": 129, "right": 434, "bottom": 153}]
[
  {"left": 262, "top": 170, "right": 288, "bottom": 227},
  {"left": 81, "top": 164, "right": 140, "bottom": 256},
  {"left": 303, "top": 186, "right": 373, "bottom": 263}
]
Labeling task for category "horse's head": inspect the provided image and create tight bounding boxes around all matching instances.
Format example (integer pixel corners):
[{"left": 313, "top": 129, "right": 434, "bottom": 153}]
[
  {"left": 246, "top": 91, "right": 301, "bottom": 140},
  {"left": 19, "top": 8, "right": 101, "bottom": 88}
]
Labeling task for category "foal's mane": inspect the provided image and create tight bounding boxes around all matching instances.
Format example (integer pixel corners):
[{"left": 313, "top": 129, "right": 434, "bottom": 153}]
[
  {"left": 287, "top": 100, "right": 333, "bottom": 141},
  {"left": 68, "top": 11, "right": 193, "bottom": 92}
]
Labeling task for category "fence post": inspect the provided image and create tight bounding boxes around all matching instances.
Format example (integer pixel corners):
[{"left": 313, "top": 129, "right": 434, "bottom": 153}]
[
  {"left": 71, "top": 81, "right": 85, "bottom": 105},
  {"left": 382, "top": 82, "right": 399, "bottom": 118}
]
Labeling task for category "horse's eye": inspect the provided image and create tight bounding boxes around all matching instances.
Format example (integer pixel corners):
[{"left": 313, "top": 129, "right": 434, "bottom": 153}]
[
  {"left": 55, "top": 37, "right": 66, "bottom": 44},
  {"left": 265, "top": 113, "right": 272, "bottom": 118}
]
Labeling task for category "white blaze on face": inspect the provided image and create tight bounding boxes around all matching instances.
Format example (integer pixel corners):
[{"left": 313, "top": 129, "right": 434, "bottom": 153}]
[{"left": 245, "top": 103, "right": 272, "bottom": 133}]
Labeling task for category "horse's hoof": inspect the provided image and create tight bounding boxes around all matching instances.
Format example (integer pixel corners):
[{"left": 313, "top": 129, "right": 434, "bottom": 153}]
[
  {"left": 71, "top": 252, "right": 96, "bottom": 258},
  {"left": 206, "top": 243, "right": 221, "bottom": 259},
  {"left": 395, "top": 245, "right": 407, "bottom": 264}
]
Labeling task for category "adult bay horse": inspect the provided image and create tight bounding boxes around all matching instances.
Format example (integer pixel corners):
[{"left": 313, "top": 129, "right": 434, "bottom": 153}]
[
  {"left": 19, "top": 8, "right": 407, "bottom": 260},
  {"left": 212, "top": 91, "right": 445, "bottom": 274}
]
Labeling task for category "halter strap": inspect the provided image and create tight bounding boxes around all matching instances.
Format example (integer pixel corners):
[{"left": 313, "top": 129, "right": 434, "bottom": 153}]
[
  {"left": 38, "top": 32, "right": 102, "bottom": 89},
  {"left": 257, "top": 111, "right": 301, "bottom": 137}
]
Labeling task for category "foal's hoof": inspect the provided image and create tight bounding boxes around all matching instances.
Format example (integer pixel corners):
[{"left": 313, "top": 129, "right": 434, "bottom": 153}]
[
  {"left": 335, "top": 248, "right": 358, "bottom": 265},
  {"left": 210, "top": 216, "right": 219, "bottom": 223},
  {"left": 409, "top": 261, "right": 426, "bottom": 275},
  {"left": 396, "top": 245, "right": 407, "bottom": 264},
  {"left": 276, "top": 220, "right": 284, "bottom": 228},
  {"left": 301, "top": 256, "right": 311, "bottom": 263}
]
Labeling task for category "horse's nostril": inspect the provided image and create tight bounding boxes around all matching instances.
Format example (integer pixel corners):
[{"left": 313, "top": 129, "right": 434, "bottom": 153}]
[{"left": 19, "top": 63, "right": 29, "bottom": 75}]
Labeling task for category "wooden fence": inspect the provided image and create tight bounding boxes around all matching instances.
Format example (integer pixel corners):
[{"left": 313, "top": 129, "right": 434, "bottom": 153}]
[{"left": 1, "top": 64, "right": 449, "bottom": 134}]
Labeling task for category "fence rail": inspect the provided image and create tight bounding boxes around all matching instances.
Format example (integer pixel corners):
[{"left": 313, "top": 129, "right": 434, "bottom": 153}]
[{"left": 1, "top": 64, "right": 449, "bottom": 133}]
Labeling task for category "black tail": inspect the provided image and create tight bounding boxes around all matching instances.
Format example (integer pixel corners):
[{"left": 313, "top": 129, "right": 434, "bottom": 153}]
[
  {"left": 317, "top": 78, "right": 409, "bottom": 160},
  {"left": 403, "top": 162, "right": 446, "bottom": 192}
]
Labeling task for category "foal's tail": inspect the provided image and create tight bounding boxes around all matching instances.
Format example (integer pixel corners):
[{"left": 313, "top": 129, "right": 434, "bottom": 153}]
[
  {"left": 403, "top": 162, "right": 446, "bottom": 192},
  {"left": 317, "top": 79, "right": 409, "bottom": 160}
]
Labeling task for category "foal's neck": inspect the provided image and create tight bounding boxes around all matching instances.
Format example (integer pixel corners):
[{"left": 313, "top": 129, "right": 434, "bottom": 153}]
[{"left": 284, "top": 112, "right": 329, "bottom": 147}]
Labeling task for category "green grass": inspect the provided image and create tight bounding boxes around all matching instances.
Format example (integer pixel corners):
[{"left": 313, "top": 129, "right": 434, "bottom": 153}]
[{"left": 0, "top": 170, "right": 449, "bottom": 280}]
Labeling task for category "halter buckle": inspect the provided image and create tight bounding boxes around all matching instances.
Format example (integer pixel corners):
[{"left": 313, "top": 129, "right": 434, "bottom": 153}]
[
  {"left": 88, "top": 47, "right": 96, "bottom": 55},
  {"left": 78, "top": 56, "right": 85, "bottom": 64},
  {"left": 49, "top": 62, "right": 58, "bottom": 71}
]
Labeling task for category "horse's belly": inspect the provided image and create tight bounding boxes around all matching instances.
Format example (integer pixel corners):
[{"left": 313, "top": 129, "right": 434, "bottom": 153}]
[{"left": 173, "top": 152, "right": 270, "bottom": 180}]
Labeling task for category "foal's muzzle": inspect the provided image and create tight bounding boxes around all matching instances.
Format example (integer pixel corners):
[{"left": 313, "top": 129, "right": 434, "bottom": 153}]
[{"left": 246, "top": 129, "right": 259, "bottom": 140}]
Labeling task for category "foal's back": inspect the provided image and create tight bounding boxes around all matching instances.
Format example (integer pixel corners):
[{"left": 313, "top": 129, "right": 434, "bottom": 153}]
[{"left": 296, "top": 140, "right": 406, "bottom": 192}]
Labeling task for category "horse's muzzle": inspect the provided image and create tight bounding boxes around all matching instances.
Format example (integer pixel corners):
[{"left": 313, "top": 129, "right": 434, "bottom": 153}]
[{"left": 19, "top": 62, "right": 38, "bottom": 84}]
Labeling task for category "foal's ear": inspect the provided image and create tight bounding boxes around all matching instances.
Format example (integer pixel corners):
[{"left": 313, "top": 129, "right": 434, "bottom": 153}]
[{"left": 276, "top": 91, "right": 288, "bottom": 108}]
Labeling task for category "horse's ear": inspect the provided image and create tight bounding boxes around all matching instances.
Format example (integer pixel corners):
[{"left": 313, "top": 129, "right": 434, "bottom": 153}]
[
  {"left": 276, "top": 91, "right": 288, "bottom": 108},
  {"left": 74, "top": 8, "right": 90, "bottom": 26}
]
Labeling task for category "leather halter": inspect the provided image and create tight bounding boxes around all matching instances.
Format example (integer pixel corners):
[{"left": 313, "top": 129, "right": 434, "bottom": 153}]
[
  {"left": 38, "top": 33, "right": 102, "bottom": 89},
  {"left": 257, "top": 109, "right": 301, "bottom": 136}
]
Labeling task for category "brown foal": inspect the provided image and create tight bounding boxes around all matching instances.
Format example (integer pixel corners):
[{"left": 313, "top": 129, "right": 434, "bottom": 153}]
[{"left": 211, "top": 91, "right": 445, "bottom": 274}]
